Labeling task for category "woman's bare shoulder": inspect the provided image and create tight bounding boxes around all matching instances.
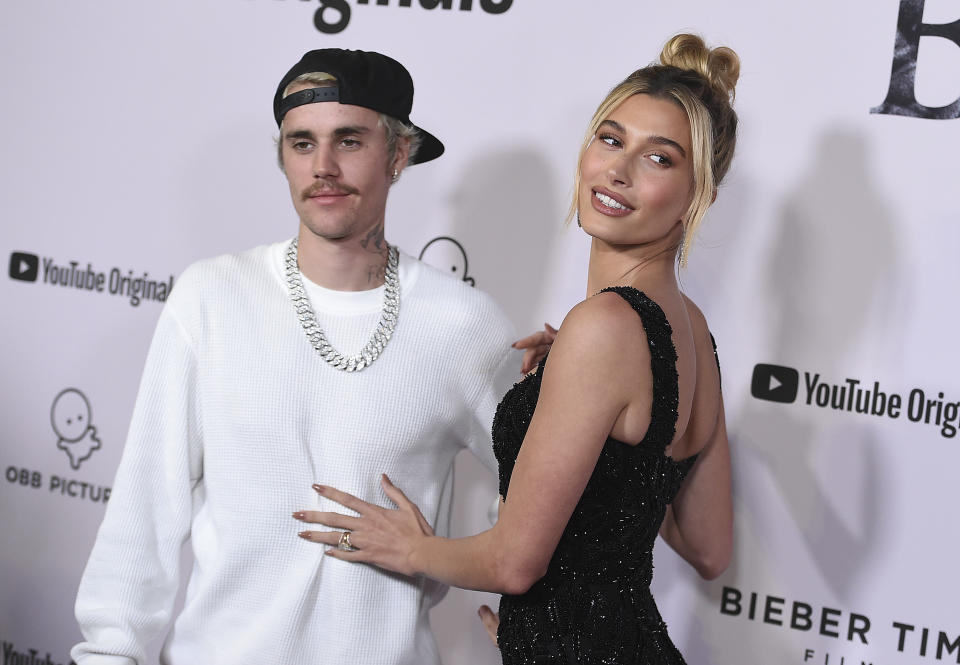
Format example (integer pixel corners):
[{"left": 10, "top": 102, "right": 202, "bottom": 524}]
[
  {"left": 540, "top": 292, "right": 649, "bottom": 389},
  {"left": 680, "top": 294, "right": 716, "bottom": 350},
  {"left": 558, "top": 291, "right": 648, "bottom": 350}
]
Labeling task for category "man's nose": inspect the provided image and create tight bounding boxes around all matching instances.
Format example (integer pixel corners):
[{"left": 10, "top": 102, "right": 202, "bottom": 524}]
[{"left": 312, "top": 146, "right": 340, "bottom": 179}]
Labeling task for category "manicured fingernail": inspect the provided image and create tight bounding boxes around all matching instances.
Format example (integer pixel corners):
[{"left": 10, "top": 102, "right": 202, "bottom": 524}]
[
  {"left": 298, "top": 531, "right": 311, "bottom": 540},
  {"left": 312, "top": 484, "right": 325, "bottom": 494},
  {"left": 292, "top": 511, "right": 305, "bottom": 520}
]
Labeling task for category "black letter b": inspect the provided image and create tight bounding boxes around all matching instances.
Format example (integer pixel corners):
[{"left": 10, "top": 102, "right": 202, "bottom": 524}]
[{"left": 872, "top": 0, "right": 960, "bottom": 119}]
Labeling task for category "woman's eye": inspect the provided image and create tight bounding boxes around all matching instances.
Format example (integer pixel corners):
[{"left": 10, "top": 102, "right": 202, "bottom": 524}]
[
  {"left": 649, "top": 154, "right": 671, "bottom": 166},
  {"left": 599, "top": 134, "right": 621, "bottom": 147}
]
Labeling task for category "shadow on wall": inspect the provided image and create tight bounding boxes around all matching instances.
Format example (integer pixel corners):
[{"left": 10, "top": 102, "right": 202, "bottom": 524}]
[
  {"left": 754, "top": 126, "right": 897, "bottom": 593},
  {"left": 681, "top": 126, "right": 901, "bottom": 664},
  {"left": 675, "top": 163, "right": 754, "bottom": 310},
  {"left": 425, "top": 147, "right": 562, "bottom": 665},
  {"left": 651, "top": 170, "right": 782, "bottom": 665},
  {"left": 419, "top": 146, "right": 564, "bottom": 334}
]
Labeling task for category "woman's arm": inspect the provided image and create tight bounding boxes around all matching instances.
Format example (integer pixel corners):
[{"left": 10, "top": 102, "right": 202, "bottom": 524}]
[
  {"left": 297, "top": 294, "right": 642, "bottom": 594},
  {"left": 658, "top": 353, "right": 732, "bottom": 580}
]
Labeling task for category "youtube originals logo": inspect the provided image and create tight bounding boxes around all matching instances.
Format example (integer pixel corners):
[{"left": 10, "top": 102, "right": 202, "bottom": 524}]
[
  {"left": 7, "top": 250, "right": 174, "bottom": 307},
  {"left": 9, "top": 251, "right": 39, "bottom": 282},
  {"left": 751, "top": 362, "right": 960, "bottom": 439},
  {"left": 752, "top": 364, "right": 799, "bottom": 403}
]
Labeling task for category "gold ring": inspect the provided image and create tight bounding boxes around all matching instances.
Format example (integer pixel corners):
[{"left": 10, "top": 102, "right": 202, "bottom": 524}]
[{"left": 338, "top": 531, "right": 355, "bottom": 551}]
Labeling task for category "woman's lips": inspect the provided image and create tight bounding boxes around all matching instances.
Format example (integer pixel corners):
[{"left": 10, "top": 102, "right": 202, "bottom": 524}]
[{"left": 591, "top": 188, "right": 634, "bottom": 217}]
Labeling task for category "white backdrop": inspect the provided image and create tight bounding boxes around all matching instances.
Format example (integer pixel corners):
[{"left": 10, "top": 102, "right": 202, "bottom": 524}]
[{"left": 2, "top": 1, "right": 959, "bottom": 664}]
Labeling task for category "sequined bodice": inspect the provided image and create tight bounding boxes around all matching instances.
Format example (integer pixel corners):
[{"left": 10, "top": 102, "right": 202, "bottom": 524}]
[{"left": 491, "top": 287, "right": 698, "bottom": 664}]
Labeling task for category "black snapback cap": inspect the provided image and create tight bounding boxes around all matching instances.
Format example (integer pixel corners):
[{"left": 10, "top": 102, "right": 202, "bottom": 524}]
[{"left": 273, "top": 49, "right": 444, "bottom": 165}]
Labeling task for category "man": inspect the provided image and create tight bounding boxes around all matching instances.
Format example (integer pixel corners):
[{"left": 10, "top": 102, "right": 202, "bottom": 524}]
[{"left": 72, "top": 49, "right": 516, "bottom": 665}]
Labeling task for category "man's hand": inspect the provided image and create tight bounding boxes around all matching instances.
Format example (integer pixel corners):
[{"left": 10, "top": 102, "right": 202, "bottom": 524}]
[{"left": 513, "top": 323, "right": 558, "bottom": 375}]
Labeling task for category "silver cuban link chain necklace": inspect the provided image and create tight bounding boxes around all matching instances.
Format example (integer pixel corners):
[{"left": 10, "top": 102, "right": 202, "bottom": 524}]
[{"left": 284, "top": 237, "right": 399, "bottom": 372}]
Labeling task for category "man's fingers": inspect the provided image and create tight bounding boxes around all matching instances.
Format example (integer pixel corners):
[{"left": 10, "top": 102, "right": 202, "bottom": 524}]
[
  {"left": 477, "top": 605, "right": 499, "bottom": 647},
  {"left": 292, "top": 511, "right": 361, "bottom": 530}
]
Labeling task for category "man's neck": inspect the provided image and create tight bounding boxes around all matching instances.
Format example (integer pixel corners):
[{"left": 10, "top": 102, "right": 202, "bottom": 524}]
[{"left": 295, "top": 225, "right": 391, "bottom": 291}]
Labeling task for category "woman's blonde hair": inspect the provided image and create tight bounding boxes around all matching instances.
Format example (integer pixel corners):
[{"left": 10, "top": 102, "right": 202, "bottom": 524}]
[{"left": 569, "top": 34, "right": 740, "bottom": 266}]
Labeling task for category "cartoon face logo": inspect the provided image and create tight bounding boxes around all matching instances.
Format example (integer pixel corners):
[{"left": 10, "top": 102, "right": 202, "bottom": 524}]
[
  {"left": 51, "top": 388, "right": 101, "bottom": 470},
  {"left": 418, "top": 236, "right": 475, "bottom": 286}
]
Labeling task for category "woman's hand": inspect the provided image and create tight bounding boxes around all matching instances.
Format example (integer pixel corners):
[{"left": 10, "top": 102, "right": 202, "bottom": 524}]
[
  {"left": 478, "top": 604, "right": 499, "bottom": 647},
  {"left": 513, "top": 323, "right": 558, "bottom": 374},
  {"left": 294, "top": 474, "right": 434, "bottom": 576}
]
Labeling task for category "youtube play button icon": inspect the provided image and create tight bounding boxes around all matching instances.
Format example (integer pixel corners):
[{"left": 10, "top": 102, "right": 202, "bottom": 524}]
[
  {"left": 751, "top": 363, "right": 799, "bottom": 403},
  {"left": 9, "top": 251, "right": 39, "bottom": 282}
]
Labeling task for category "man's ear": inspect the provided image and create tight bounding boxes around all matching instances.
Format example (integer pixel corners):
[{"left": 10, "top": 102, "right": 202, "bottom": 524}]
[{"left": 392, "top": 136, "right": 411, "bottom": 176}]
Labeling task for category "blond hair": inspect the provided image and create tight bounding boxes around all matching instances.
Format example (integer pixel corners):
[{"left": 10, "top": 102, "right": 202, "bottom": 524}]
[{"left": 569, "top": 34, "right": 740, "bottom": 266}]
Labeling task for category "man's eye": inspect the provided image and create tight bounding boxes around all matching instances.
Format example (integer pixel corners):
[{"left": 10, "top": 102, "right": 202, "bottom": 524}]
[
  {"left": 292, "top": 141, "right": 312, "bottom": 151},
  {"left": 340, "top": 138, "right": 361, "bottom": 148}
]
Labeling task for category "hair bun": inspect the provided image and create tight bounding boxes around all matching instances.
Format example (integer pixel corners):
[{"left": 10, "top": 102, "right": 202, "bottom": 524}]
[{"left": 660, "top": 33, "right": 740, "bottom": 100}]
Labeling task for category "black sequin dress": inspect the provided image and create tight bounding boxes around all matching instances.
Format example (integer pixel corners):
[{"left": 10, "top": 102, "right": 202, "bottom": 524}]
[{"left": 492, "top": 287, "right": 699, "bottom": 665}]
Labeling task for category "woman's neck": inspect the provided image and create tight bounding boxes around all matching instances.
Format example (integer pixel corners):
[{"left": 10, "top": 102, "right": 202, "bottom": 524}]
[{"left": 585, "top": 236, "right": 680, "bottom": 298}]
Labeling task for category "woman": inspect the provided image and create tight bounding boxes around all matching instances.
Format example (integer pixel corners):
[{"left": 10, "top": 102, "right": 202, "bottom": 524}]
[{"left": 296, "top": 33, "right": 737, "bottom": 664}]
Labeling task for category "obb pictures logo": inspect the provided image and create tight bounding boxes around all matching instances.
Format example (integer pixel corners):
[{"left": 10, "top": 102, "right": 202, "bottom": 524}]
[{"left": 51, "top": 388, "right": 102, "bottom": 470}]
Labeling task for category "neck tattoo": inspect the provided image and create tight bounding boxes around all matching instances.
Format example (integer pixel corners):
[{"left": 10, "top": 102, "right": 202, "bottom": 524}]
[{"left": 284, "top": 237, "right": 399, "bottom": 372}]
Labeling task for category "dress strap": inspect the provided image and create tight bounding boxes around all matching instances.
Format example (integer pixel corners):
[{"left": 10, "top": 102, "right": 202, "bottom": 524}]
[
  {"left": 709, "top": 332, "right": 722, "bottom": 387},
  {"left": 598, "top": 287, "right": 679, "bottom": 451}
]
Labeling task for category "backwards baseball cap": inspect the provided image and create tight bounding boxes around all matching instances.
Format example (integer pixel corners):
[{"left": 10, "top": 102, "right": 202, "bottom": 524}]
[{"left": 273, "top": 49, "right": 444, "bottom": 165}]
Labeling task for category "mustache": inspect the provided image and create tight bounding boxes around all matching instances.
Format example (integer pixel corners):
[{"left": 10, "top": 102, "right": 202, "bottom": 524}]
[{"left": 301, "top": 181, "right": 359, "bottom": 200}]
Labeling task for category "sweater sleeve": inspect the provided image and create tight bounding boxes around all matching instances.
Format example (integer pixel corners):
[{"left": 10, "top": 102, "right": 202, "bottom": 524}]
[
  {"left": 72, "top": 302, "right": 203, "bottom": 665},
  {"left": 458, "top": 288, "right": 518, "bottom": 476}
]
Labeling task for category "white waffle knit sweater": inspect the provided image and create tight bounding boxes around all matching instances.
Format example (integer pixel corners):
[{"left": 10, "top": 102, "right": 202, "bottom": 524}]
[{"left": 72, "top": 240, "right": 517, "bottom": 665}]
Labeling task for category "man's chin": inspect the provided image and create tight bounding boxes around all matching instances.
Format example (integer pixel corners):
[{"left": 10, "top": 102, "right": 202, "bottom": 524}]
[{"left": 299, "top": 221, "right": 356, "bottom": 242}]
